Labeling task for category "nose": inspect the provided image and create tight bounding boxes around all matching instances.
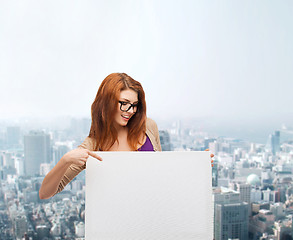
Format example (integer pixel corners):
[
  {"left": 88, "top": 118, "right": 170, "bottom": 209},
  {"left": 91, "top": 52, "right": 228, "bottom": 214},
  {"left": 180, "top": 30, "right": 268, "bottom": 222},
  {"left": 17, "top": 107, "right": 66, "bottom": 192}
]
[{"left": 128, "top": 107, "right": 134, "bottom": 113}]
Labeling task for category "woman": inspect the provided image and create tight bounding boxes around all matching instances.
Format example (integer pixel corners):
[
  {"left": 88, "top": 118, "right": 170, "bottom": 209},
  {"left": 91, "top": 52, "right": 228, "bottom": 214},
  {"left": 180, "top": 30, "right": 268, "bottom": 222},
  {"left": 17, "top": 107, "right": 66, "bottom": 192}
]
[{"left": 39, "top": 73, "right": 162, "bottom": 199}]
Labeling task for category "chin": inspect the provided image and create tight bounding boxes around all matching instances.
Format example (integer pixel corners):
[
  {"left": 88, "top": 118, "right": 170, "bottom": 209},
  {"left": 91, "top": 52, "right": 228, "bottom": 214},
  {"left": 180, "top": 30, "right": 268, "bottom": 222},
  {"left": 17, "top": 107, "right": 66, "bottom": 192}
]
[{"left": 119, "top": 121, "right": 128, "bottom": 127}]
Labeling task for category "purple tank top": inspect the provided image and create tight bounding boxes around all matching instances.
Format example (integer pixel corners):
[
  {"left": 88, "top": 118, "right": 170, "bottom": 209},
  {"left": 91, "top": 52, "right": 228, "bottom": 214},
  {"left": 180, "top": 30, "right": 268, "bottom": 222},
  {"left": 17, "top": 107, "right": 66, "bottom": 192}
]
[{"left": 138, "top": 135, "right": 154, "bottom": 151}]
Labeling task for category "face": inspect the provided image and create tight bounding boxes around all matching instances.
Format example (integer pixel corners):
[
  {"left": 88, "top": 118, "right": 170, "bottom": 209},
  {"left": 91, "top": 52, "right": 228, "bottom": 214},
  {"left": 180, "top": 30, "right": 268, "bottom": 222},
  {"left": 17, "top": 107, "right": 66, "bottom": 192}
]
[{"left": 114, "top": 89, "right": 138, "bottom": 128}]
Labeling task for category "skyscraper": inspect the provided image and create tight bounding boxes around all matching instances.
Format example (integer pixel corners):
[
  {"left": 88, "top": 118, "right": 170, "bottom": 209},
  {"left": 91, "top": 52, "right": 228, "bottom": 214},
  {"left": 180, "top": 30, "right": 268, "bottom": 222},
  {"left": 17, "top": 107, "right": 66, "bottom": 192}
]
[
  {"left": 215, "top": 202, "right": 249, "bottom": 240},
  {"left": 15, "top": 215, "right": 28, "bottom": 239},
  {"left": 213, "top": 188, "right": 249, "bottom": 240},
  {"left": 159, "top": 130, "right": 172, "bottom": 151},
  {"left": 212, "top": 159, "right": 218, "bottom": 187},
  {"left": 24, "top": 131, "right": 51, "bottom": 176},
  {"left": 236, "top": 183, "right": 252, "bottom": 205},
  {"left": 6, "top": 126, "right": 21, "bottom": 148},
  {"left": 236, "top": 183, "right": 252, "bottom": 217},
  {"left": 53, "top": 144, "right": 70, "bottom": 165},
  {"left": 266, "top": 130, "right": 281, "bottom": 155},
  {"left": 272, "top": 131, "right": 280, "bottom": 155}
]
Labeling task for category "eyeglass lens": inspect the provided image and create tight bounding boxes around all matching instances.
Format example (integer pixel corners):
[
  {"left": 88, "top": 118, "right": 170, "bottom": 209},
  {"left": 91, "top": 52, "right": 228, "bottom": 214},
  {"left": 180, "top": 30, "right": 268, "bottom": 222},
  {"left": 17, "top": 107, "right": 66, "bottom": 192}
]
[{"left": 119, "top": 102, "right": 138, "bottom": 112}]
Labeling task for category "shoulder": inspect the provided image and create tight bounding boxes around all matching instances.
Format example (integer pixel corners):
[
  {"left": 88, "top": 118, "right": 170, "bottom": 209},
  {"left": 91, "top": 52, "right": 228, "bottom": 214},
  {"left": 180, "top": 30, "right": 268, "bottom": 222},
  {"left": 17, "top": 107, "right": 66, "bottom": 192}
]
[
  {"left": 146, "top": 118, "right": 158, "bottom": 131},
  {"left": 78, "top": 136, "right": 95, "bottom": 151},
  {"left": 146, "top": 117, "right": 162, "bottom": 151}
]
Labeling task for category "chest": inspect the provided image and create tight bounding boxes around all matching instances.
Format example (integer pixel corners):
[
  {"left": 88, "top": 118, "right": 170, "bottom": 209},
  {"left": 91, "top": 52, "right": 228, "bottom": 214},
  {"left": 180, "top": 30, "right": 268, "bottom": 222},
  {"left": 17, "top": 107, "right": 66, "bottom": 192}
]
[{"left": 108, "top": 134, "right": 147, "bottom": 151}]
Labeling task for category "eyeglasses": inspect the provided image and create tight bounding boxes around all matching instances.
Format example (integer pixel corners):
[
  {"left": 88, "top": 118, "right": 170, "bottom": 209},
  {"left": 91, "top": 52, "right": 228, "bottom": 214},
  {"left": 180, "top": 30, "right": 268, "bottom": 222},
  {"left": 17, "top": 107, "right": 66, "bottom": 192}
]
[{"left": 119, "top": 101, "right": 139, "bottom": 112}]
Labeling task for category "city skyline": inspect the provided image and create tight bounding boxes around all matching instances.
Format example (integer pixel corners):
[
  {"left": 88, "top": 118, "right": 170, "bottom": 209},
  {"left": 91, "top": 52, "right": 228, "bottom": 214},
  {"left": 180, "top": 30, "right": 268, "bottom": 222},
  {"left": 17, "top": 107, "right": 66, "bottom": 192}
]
[
  {"left": 0, "top": 111, "right": 293, "bottom": 239},
  {"left": 0, "top": 115, "right": 292, "bottom": 145}
]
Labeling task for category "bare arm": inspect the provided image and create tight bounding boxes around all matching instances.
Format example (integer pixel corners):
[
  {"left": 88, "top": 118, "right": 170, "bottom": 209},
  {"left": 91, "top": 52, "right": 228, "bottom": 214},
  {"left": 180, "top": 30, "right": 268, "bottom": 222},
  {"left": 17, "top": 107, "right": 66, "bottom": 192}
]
[{"left": 39, "top": 148, "right": 102, "bottom": 199}]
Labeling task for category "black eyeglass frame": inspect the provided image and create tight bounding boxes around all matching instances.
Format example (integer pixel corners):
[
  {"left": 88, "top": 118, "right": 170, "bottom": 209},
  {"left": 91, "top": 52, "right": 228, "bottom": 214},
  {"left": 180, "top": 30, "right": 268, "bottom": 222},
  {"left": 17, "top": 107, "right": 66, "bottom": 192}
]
[{"left": 118, "top": 101, "right": 139, "bottom": 113}]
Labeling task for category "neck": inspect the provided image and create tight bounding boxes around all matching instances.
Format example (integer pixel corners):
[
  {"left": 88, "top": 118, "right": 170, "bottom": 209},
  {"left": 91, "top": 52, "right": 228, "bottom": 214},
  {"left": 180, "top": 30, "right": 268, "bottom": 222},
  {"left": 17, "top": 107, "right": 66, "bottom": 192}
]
[{"left": 114, "top": 124, "right": 128, "bottom": 135}]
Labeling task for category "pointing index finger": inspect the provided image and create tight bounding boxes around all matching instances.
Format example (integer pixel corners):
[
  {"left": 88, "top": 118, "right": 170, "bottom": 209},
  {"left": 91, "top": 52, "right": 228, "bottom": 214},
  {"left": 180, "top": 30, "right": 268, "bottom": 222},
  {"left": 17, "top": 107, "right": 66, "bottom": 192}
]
[{"left": 88, "top": 151, "right": 103, "bottom": 161}]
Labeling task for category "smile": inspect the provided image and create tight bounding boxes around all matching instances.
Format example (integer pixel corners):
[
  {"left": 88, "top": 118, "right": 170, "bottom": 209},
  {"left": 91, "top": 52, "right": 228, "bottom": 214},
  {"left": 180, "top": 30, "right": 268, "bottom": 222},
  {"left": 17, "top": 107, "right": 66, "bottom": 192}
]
[{"left": 121, "top": 115, "right": 131, "bottom": 121}]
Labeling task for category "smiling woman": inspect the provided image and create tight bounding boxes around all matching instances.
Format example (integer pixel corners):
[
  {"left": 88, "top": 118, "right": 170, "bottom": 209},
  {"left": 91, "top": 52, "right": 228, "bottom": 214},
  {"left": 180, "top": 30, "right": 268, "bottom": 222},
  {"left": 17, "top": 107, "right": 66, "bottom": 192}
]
[
  {"left": 39, "top": 73, "right": 162, "bottom": 199},
  {"left": 117, "top": 92, "right": 139, "bottom": 125},
  {"left": 89, "top": 74, "right": 151, "bottom": 151}
]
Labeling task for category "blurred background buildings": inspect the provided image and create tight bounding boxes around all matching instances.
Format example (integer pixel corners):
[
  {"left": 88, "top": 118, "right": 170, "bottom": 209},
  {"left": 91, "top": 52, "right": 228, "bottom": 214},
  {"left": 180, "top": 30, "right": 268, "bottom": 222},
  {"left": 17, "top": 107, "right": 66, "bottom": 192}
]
[{"left": 0, "top": 117, "right": 293, "bottom": 239}]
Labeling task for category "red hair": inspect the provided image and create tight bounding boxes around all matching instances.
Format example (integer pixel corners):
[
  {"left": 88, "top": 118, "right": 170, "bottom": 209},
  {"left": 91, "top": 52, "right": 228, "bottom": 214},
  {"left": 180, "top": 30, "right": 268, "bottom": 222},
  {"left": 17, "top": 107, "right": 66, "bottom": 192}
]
[{"left": 89, "top": 73, "right": 147, "bottom": 151}]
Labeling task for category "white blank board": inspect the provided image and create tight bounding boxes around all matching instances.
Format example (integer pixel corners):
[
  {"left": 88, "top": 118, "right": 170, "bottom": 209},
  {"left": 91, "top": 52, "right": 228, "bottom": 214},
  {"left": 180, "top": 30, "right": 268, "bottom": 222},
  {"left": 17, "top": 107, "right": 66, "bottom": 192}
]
[{"left": 86, "top": 151, "right": 213, "bottom": 240}]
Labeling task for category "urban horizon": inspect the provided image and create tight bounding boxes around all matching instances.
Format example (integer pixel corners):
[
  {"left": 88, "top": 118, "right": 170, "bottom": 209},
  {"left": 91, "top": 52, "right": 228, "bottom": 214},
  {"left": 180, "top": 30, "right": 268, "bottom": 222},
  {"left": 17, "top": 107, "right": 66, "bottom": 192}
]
[
  {"left": 0, "top": 116, "right": 293, "bottom": 238},
  {"left": 0, "top": 115, "right": 291, "bottom": 145}
]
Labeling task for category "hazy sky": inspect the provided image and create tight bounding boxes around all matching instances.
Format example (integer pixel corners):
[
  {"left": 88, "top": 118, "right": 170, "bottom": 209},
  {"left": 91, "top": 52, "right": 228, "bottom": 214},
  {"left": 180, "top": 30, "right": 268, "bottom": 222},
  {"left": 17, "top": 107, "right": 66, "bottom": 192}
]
[{"left": 1, "top": 0, "right": 293, "bottom": 130}]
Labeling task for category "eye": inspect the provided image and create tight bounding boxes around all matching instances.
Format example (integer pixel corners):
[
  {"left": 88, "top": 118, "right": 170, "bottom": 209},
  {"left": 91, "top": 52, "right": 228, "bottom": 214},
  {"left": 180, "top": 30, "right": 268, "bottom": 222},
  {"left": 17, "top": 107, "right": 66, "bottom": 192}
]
[{"left": 120, "top": 101, "right": 128, "bottom": 105}]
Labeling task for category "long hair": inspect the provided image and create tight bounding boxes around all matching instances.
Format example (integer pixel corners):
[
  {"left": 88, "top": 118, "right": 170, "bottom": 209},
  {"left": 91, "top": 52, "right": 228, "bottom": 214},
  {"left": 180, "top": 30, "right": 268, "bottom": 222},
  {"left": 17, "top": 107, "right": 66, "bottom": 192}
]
[{"left": 89, "top": 73, "right": 147, "bottom": 151}]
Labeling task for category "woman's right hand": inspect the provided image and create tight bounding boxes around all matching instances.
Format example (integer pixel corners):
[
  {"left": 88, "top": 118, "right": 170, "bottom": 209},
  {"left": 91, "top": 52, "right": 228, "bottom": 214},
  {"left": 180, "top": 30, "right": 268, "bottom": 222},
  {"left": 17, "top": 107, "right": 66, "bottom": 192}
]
[{"left": 63, "top": 148, "right": 103, "bottom": 166}]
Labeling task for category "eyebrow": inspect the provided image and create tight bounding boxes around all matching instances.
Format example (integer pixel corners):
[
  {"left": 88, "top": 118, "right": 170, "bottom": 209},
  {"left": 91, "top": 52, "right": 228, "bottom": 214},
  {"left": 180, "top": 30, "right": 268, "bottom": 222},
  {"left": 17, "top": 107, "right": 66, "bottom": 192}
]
[{"left": 121, "top": 98, "right": 139, "bottom": 104}]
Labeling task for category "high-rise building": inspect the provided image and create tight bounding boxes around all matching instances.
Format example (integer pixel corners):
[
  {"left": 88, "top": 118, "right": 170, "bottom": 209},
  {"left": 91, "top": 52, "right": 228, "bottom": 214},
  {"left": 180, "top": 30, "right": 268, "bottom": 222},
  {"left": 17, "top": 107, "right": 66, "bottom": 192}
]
[
  {"left": 251, "top": 188, "right": 262, "bottom": 202},
  {"left": 209, "top": 141, "right": 220, "bottom": 155},
  {"left": 53, "top": 144, "right": 70, "bottom": 165},
  {"left": 215, "top": 202, "right": 249, "bottom": 240},
  {"left": 273, "top": 131, "right": 280, "bottom": 154},
  {"left": 236, "top": 183, "right": 252, "bottom": 217},
  {"left": 40, "top": 163, "right": 51, "bottom": 176},
  {"left": 15, "top": 215, "right": 28, "bottom": 239},
  {"left": 266, "top": 130, "right": 280, "bottom": 155},
  {"left": 159, "top": 130, "right": 172, "bottom": 151},
  {"left": 236, "top": 183, "right": 252, "bottom": 204},
  {"left": 69, "top": 118, "right": 91, "bottom": 138},
  {"left": 24, "top": 131, "right": 51, "bottom": 176},
  {"left": 0, "top": 152, "right": 17, "bottom": 177},
  {"left": 213, "top": 187, "right": 240, "bottom": 205},
  {"left": 15, "top": 157, "right": 25, "bottom": 176},
  {"left": 36, "top": 225, "right": 50, "bottom": 239},
  {"left": 263, "top": 189, "right": 271, "bottom": 202},
  {"left": 212, "top": 159, "right": 218, "bottom": 187},
  {"left": 213, "top": 187, "right": 242, "bottom": 239},
  {"left": 6, "top": 126, "right": 21, "bottom": 148},
  {"left": 204, "top": 138, "right": 216, "bottom": 151},
  {"left": 2, "top": 152, "right": 15, "bottom": 169}
]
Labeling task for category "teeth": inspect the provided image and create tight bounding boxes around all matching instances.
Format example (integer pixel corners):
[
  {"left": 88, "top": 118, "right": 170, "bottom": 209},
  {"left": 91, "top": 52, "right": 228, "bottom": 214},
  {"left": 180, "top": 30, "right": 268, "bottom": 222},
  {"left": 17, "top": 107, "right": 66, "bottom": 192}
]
[{"left": 122, "top": 115, "right": 130, "bottom": 119}]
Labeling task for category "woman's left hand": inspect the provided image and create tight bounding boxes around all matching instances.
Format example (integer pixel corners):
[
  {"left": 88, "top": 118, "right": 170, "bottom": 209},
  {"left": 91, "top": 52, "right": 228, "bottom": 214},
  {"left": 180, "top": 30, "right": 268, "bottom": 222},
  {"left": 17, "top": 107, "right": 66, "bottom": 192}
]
[{"left": 205, "top": 149, "right": 214, "bottom": 167}]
